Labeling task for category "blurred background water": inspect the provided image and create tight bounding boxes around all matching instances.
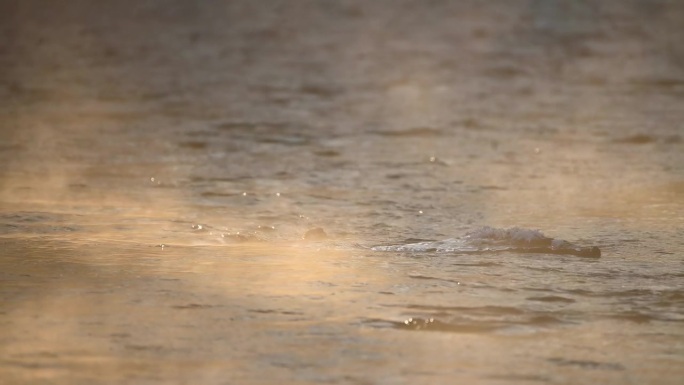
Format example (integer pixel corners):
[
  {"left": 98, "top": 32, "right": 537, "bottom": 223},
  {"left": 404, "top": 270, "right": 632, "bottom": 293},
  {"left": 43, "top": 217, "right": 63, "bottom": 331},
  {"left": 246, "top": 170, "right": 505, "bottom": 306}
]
[{"left": 1, "top": 1, "right": 683, "bottom": 384}]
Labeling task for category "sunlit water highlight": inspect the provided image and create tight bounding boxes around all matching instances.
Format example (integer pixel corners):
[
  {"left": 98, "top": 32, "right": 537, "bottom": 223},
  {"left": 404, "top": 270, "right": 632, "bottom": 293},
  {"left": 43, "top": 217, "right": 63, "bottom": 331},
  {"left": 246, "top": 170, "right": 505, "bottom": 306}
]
[{"left": 1, "top": 1, "right": 683, "bottom": 384}]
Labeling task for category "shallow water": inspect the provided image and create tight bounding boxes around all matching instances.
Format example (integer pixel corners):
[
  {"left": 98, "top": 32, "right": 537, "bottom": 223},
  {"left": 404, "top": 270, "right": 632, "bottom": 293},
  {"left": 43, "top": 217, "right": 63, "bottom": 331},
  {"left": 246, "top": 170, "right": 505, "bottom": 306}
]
[{"left": 1, "top": 1, "right": 683, "bottom": 384}]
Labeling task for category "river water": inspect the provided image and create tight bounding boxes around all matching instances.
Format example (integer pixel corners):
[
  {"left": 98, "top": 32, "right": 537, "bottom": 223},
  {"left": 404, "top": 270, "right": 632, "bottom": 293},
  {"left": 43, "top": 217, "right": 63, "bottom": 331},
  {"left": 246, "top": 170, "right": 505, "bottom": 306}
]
[{"left": 1, "top": 1, "right": 683, "bottom": 384}]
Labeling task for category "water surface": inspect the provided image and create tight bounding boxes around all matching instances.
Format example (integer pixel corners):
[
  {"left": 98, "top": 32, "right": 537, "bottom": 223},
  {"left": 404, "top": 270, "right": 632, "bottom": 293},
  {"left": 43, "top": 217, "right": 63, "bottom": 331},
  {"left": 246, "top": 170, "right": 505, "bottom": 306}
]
[{"left": 1, "top": 1, "right": 683, "bottom": 384}]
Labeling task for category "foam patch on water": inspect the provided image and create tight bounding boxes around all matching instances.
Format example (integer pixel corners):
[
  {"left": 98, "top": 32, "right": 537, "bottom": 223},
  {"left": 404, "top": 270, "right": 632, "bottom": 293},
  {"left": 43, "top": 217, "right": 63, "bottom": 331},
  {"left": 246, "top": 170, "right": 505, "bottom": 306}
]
[
  {"left": 373, "top": 226, "right": 555, "bottom": 253},
  {"left": 371, "top": 238, "right": 474, "bottom": 253}
]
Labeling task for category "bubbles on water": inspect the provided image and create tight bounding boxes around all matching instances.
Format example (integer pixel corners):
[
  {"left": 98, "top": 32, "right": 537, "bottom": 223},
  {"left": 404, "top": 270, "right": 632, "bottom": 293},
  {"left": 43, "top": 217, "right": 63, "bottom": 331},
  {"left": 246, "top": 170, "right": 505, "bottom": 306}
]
[
  {"left": 403, "top": 317, "right": 435, "bottom": 329},
  {"left": 257, "top": 225, "right": 276, "bottom": 232}
]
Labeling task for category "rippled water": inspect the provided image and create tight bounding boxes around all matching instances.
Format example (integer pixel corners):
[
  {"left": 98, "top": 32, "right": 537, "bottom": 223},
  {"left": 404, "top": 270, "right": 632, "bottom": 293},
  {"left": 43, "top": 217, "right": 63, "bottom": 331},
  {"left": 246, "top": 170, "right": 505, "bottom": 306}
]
[{"left": 1, "top": 1, "right": 683, "bottom": 384}]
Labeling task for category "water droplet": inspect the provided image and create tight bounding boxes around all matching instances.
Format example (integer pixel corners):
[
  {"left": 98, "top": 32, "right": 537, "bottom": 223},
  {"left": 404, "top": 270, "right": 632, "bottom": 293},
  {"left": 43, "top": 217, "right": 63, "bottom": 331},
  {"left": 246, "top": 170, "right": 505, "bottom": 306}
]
[
  {"left": 276, "top": 192, "right": 281, "bottom": 197},
  {"left": 150, "top": 177, "right": 155, "bottom": 182},
  {"left": 242, "top": 192, "right": 247, "bottom": 196},
  {"left": 418, "top": 210, "right": 423, "bottom": 214}
]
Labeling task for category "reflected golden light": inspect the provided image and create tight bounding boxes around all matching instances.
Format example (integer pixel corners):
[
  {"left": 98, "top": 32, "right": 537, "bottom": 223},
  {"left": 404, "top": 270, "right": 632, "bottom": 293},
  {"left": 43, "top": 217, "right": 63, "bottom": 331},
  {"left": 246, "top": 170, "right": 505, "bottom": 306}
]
[{"left": 1, "top": 2, "right": 683, "bottom": 383}]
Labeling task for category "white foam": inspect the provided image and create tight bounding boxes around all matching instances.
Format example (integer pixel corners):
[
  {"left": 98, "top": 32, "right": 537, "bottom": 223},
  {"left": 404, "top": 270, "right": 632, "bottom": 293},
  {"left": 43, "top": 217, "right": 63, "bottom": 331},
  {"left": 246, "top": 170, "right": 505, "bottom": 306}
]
[{"left": 373, "top": 227, "right": 556, "bottom": 252}]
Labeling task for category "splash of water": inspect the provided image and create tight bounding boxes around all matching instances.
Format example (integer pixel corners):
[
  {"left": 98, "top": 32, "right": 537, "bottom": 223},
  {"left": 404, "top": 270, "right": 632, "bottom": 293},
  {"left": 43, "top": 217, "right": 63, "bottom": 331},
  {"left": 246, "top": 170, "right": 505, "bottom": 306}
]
[{"left": 372, "top": 226, "right": 601, "bottom": 257}]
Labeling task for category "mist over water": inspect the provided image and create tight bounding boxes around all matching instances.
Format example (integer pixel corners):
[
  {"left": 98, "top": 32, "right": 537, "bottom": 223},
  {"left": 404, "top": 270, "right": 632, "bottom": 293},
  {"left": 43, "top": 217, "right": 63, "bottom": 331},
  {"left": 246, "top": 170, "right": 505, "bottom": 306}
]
[{"left": 1, "top": 1, "right": 683, "bottom": 384}]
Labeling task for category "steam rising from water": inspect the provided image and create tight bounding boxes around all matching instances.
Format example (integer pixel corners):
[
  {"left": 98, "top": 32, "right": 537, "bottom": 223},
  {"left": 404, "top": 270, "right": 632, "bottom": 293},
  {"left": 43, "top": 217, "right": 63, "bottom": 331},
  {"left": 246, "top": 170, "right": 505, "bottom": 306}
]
[
  {"left": 1, "top": 1, "right": 683, "bottom": 384},
  {"left": 1, "top": 0, "right": 682, "bottom": 239}
]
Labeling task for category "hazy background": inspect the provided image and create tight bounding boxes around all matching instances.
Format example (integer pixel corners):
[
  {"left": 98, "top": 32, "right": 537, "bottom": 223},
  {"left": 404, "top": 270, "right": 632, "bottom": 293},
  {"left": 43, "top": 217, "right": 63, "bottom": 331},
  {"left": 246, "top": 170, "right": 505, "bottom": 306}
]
[{"left": 1, "top": 1, "right": 683, "bottom": 384}]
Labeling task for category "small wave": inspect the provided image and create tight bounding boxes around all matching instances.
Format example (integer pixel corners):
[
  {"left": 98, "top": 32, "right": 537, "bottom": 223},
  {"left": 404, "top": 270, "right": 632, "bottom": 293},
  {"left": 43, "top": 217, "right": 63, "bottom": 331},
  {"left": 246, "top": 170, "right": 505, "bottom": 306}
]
[
  {"left": 548, "top": 358, "right": 625, "bottom": 371},
  {"left": 407, "top": 274, "right": 461, "bottom": 284},
  {"left": 363, "top": 310, "right": 566, "bottom": 334},
  {"left": 395, "top": 318, "right": 499, "bottom": 333},
  {"left": 403, "top": 304, "right": 524, "bottom": 316},
  {"left": 526, "top": 295, "right": 576, "bottom": 303},
  {"left": 372, "top": 127, "right": 444, "bottom": 137},
  {"left": 465, "top": 226, "right": 551, "bottom": 247},
  {"left": 614, "top": 134, "right": 656, "bottom": 144},
  {"left": 372, "top": 226, "right": 601, "bottom": 257},
  {"left": 363, "top": 317, "right": 501, "bottom": 333},
  {"left": 171, "top": 303, "right": 215, "bottom": 309}
]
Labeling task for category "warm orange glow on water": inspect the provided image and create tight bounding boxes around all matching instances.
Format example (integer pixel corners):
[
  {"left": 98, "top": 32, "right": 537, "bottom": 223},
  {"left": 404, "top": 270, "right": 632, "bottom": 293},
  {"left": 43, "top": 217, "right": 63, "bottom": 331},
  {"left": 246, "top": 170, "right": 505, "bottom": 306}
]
[{"left": 1, "top": 1, "right": 684, "bottom": 384}]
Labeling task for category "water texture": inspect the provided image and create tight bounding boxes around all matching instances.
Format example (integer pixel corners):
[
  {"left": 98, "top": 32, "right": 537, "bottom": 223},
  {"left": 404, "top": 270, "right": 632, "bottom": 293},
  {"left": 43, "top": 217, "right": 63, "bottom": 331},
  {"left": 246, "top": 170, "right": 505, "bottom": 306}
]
[
  {"left": 1, "top": 1, "right": 683, "bottom": 384},
  {"left": 372, "top": 226, "right": 602, "bottom": 257}
]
